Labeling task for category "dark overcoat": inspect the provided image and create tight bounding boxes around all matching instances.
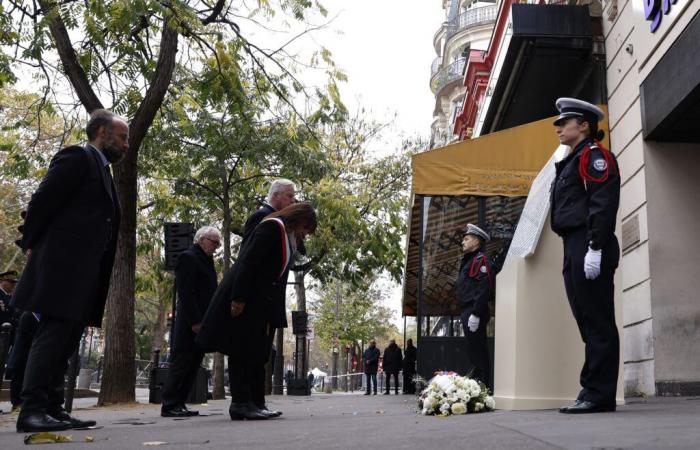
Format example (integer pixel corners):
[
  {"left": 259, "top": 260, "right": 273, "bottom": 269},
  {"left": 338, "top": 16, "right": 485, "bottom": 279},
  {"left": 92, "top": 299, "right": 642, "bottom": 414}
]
[
  {"left": 11, "top": 145, "right": 120, "bottom": 327},
  {"left": 240, "top": 204, "right": 287, "bottom": 329},
  {"left": 382, "top": 343, "right": 403, "bottom": 374},
  {"left": 173, "top": 244, "right": 217, "bottom": 353},
  {"left": 363, "top": 346, "right": 380, "bottom": 374},
  {"left": 196, "top": 219, "right": 290, "bottom": 364}
]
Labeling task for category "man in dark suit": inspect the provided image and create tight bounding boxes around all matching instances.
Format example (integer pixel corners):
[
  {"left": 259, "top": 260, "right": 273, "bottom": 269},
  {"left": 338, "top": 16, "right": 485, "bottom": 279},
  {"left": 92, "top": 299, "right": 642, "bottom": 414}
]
[
  {"left": 232, "top": 179, "right": 296, "bottom": 417},
  {"left": 11, "top": 109, "right": 126, "bottom": 432},
  {"left": 161, "top": 226, "right": 219, "bottom": 417},
  {"left": 382, "top": 340, "right": 402, "bottom": 395},
  {"left": 402, "top": 339, "right": 417, "bottom": 394}
]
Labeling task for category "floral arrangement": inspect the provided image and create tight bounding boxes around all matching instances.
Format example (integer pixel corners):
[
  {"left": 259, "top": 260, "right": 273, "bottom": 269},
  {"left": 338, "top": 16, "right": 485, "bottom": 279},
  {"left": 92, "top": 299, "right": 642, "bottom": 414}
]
[{"left": 417, "top": 372, "right": 495, "bottom": 416}]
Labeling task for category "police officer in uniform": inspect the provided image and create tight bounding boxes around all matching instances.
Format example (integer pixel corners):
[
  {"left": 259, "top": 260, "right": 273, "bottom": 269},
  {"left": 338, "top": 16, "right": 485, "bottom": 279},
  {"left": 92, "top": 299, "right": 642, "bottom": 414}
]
[
  {"left": 456, "top": 224, "right": 493, "bottom": 389},
  {"left": 550, "top": 98, "right": 620, "bottom": 414}
]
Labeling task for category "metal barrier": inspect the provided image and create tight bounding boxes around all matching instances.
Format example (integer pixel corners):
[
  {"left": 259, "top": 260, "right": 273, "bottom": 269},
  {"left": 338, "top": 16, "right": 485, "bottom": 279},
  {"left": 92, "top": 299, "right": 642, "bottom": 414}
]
[{"left": 319, "top": 372, "right": 406, "bottom": 393}]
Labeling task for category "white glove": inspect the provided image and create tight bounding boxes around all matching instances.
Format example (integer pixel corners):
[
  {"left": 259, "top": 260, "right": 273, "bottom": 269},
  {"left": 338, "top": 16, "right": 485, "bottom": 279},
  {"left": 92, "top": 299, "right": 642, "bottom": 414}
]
[
  {"left": 584, "top": 247, "right": 602, "bottom": 280},
  {"left": 467, "top": 314, "right": 480, "bottom": 332}
]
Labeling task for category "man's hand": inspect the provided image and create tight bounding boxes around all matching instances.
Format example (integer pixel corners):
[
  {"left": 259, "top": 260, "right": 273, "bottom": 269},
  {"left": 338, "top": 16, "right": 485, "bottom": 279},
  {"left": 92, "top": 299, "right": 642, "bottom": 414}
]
[
  {"left": 191, "top": 323, "right": 202, "bottom": 333},
  {"left": 0, "top": 300, "right": 6, "bottom": 312},
  {"left": 230, "top": 301, "right": 245, "bottom": 318},
  {"left": 584, "top": 247, "right": 602, "bottom": 280},
  {"left": 467, "top": 314, "right": 480, "bottom": 332},
  {"left": 26, "top": 249, "right": 32, "bottom": 257}
]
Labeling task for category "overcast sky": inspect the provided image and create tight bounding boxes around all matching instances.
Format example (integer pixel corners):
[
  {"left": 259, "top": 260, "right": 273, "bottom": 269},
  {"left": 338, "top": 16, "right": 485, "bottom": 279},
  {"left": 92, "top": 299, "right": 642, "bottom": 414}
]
[{"left": 316, "top": 0, "right": 444, "bottom": 151}]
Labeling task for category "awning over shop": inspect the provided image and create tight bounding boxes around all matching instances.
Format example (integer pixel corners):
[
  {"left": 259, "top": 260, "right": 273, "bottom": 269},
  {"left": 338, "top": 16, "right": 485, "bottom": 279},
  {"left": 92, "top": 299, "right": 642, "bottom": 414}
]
[
  {"left": 404, "top": 112, "right": 609, "bottom": 318},
  {"left": 412, "top": 114, "right": 560, "bottom": 198}
]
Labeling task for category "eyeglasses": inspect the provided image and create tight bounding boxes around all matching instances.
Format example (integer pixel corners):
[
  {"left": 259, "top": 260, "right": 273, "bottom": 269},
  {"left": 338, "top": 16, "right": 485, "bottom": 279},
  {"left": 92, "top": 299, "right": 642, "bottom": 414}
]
[{"left": 205, "top": 237, "right": 221, "bottom": 247}]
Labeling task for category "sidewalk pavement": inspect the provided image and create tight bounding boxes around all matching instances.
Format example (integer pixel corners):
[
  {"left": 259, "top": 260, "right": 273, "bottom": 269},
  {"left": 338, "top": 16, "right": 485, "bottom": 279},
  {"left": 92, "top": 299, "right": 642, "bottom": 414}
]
[{"left": 1, "top": 393, "right": 699, "bottom": 449}]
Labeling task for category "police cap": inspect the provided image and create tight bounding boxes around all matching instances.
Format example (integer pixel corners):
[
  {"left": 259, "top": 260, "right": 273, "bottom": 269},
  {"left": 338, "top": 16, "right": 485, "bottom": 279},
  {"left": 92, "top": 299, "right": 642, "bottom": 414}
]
[
  {"left": 462, "top": 223, "right": 490, "bottom": 243},
  {"left": 553, "top": 98, "right": 604, "bottom": 126}
]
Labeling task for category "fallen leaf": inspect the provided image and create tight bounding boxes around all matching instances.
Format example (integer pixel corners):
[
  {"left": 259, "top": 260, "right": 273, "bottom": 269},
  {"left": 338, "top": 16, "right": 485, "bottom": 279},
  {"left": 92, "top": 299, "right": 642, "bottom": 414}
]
[{"left": 24, "top": 432, "right": 73, "bottom": 445}]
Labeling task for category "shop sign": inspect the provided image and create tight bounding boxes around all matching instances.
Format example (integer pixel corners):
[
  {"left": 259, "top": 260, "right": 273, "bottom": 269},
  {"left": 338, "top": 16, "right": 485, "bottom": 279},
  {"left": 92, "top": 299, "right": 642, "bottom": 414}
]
[{"left": 644, "top": 0, "right": 679, "bottom": 32}]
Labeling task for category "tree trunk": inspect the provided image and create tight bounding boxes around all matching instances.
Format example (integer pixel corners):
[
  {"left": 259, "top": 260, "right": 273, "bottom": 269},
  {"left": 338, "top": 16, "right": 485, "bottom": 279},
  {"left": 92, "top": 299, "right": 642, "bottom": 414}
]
[
  {"left": 150, "top": 277, "right": 171, "bottom": 354},
  {"left": 98, "top": 150, "right": 138, "bottom": 404},
  {"left": 294, "top": 270, "right": 306, "bottom": 312}
]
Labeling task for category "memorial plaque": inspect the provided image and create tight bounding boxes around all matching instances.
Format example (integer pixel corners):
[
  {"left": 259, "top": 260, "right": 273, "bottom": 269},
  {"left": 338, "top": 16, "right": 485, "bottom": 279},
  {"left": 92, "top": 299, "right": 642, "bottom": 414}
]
[
  {"left": 507, "top": 152, "right": 559, "bottom": 259},
  {"left": 621, "top": 214, "right": 640, "bottom": 251}
]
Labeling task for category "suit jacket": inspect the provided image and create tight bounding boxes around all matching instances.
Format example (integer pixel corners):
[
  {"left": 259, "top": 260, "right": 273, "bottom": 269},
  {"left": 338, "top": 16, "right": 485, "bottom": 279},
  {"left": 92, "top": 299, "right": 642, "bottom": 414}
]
[
  {"left": 11, "top": 145, "right": 120, "bottom": 327},
  {"left": 173, "top": 244, "right": 217, "bottom": 353},
  {"left": 197, "top": 219, "right": 291, "bottom": 363},
  {"left": 240, "top": 204, "right": 288, "bottom": 328}
]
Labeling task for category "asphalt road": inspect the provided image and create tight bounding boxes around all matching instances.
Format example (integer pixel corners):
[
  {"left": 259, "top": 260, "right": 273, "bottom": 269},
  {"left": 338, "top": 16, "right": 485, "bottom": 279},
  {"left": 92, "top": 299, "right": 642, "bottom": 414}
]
[{"left": 1, "top": 393, "right": 699, "bottom": 449}]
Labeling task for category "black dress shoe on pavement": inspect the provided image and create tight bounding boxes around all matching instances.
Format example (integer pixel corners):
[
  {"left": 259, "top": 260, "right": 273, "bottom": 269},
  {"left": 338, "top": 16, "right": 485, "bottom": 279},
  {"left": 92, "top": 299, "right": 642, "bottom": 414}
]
[
  {"left": 364, "top": 392, "right": 370, "bottom": 395},
  {"left": 161, "top": 405, "right": 194, "bottom": 418},
  {"left": 16, "top": 413, "right": 72, "bottom": 432},
  {"left": 178, "top": 404, "right": 199, "bottom": 416},
  {"left": 257, "top": 404, "right": 282, "bottom": 418},
  {"left": 562, "top": 401, "right": 616, "bottom": 414},
  {"left": 558, "top": 399, "right": 584, "bottom": 413},
  {"left": 228, "top": 403, "right": 269, "bottom": 421},
  {"left": 48, "top": 409, "right": 97, "bottom": 428}
]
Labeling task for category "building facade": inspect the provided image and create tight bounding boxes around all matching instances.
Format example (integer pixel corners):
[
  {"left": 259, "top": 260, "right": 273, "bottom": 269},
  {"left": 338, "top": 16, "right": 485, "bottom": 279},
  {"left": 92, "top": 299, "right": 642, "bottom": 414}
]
[
  {"left": 430, "top": 0, "right": 498, "bottom": 148},
  {"left": 441, "top": 0, "right": 700, "bottom": 397}
]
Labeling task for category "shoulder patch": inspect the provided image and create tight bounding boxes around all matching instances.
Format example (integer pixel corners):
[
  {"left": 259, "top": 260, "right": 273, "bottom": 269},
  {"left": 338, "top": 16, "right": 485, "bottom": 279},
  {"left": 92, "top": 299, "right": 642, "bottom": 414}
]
[{"left": 592, "top": 159, "right": 607, "bottom": 172}]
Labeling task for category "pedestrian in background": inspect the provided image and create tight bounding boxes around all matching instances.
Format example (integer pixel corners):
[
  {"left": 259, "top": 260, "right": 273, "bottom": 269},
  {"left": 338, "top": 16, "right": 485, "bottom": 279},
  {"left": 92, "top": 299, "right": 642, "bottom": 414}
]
[
  {"left": 363, "top": 340, "right": 380, "bottom": 395},
  {"left": 197, "top": 203, "right": 317, "bottom": 420},
  {"left": 160, "top": 226, "right": 220, "bottom": 417},
  {"left": 12, "top": 109, "right": 126, "bottom": 432},
  {"left": 382, "top": 339, "right": 402, "bottom": 395},
  {"left": 402, "top": 339, "right": 417, "bottom": 394},
  {"left": 550, "top": 98, "right": 620, "bottom": 414}
]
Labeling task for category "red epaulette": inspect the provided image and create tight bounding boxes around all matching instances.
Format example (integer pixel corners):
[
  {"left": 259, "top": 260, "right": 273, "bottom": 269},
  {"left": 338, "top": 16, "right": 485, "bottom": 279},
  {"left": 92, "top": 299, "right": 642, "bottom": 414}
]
[
  {"left": 578, "top": 141, "right": 618, "bottom": 187},
  {"left": 468, "top": 254, "right": 493, "bottom": 288}
]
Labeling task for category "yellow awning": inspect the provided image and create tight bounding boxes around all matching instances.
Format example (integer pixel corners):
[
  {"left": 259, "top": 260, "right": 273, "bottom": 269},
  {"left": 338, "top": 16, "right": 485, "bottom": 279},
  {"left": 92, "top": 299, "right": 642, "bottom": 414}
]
[{"left": 412, "top": 110, "right": 610, "bottom": 197}]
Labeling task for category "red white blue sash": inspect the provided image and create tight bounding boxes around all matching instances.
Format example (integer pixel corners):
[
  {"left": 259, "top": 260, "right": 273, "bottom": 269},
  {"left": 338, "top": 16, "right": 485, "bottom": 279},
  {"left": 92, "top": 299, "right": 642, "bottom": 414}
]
[{"left": 262, "top": 217, "right": 292, "bottom": 280}]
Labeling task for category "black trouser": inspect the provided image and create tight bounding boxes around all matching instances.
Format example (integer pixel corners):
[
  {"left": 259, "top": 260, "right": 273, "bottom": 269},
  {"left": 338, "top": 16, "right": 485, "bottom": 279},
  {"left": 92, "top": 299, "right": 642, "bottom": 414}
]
[
  {"left": 161, "top": 350, "right": 204, "bottom": 408},
  {"left": 19, "top": 316, "right": 84, "bottom": 416},
  {"left": 385, "top": 371, "right": 399, "bottom": 393},
  {"left": 402, "top": 367, "right": 416, "bottom": 394},
  {"left": 365, "top": 372, "right": 377, "bottom": 393},
  {"left": 8, "top": 312, "right": 39, "bottom": 407},
  {"left": 228, "top": 324, "right": 273, "bottom": 407},
  {"left": 562, "top": 229, "right": 620, "bottom": 405},
  {"left": 461, "top": 311, "right": 490, "bottom": 389}
]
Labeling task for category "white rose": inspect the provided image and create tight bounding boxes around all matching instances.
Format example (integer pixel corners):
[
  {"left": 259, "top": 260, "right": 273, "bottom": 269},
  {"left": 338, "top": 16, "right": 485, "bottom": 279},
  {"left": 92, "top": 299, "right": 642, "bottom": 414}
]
[
  {"left": 485, "top": 396, "right": 496, "bottom": 410},
  {"left": 439, "top": 402, "right": 451, "bottom": 415},
  {"left": 450, "top": 402, "right": 467, "bottom": 415},
  {"left": 424, "top": 396, "right": 438, "bottom": 412},
  {"left": 474, "top": 402, "right": 484, "bottom": 412}
]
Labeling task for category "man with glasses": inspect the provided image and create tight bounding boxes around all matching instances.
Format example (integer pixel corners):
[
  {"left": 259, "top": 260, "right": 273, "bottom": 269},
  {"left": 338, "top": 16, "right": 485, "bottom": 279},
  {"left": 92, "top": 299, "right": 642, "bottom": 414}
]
[{"left": 161, "top": 226, "right": 220, "bottom": 417}]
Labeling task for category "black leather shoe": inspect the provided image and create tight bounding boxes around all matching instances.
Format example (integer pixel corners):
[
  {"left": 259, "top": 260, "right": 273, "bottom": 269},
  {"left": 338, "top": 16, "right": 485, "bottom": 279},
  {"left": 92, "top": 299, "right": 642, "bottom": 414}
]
[
  {"left": 562, "top": 401, "right": 616, "bottom": 414},
  {"left": 178, "top": 404, "right": 199, "bottom": 416},
  {"left": 48, "top": 409, "right": 97, "bottom": 428},
  {"left": 364, "top": 392, "right": 370, "bottom": 395},
  {"left": 161, "top": 405, "right": 193, "bottom": 418},
  {"left": 558, "top": 399, "right": 584, "bottom": 413},
  {"left": 257, "top": 404, "right": 282, "bottom": 418},
  {"left": 228, "top": 403, "right": 269, "bottom": 421},
  {"left": 17, "top": 413, "right": 72, "bottom": 432}
]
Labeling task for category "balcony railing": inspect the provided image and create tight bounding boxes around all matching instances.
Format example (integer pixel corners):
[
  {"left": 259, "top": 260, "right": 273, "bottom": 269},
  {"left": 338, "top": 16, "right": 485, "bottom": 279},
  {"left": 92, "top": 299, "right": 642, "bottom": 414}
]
[
  {"left": 431, "top": 58, "right": 466, "bottom": 94},
  {"left": 445, "top": 5, "right": 499, "bottom": 42},
  {"left": 431, "top": 57, "right": 442, "bottom": 78}
]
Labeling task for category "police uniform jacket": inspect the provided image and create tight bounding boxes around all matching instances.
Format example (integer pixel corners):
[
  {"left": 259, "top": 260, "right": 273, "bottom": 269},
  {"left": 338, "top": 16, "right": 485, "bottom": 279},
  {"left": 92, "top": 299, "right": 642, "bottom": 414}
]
[
  {"left": 196, "top": 219, "right": 292, "bottom": 364},
  {"left": 550, "top": 138, "right": 620, "bottom": 250},
  {"left": 11, "top": 145, "right": 120, "bottom": 327},
  {"left": 241, "top": 204, "right": 288, "bottom": 329},
  {"left": 455, "top": 249, "right": 493, "bottom": 320},
  {"left": 173, "top": 244, "right": 217, "bottom": 353}
]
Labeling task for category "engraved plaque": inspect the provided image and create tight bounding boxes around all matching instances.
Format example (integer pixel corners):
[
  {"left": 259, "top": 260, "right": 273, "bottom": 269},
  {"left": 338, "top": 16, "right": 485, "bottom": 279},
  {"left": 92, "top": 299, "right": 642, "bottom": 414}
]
[{"left": 622, "top": 214, "right": 640, "bottom": 251}]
